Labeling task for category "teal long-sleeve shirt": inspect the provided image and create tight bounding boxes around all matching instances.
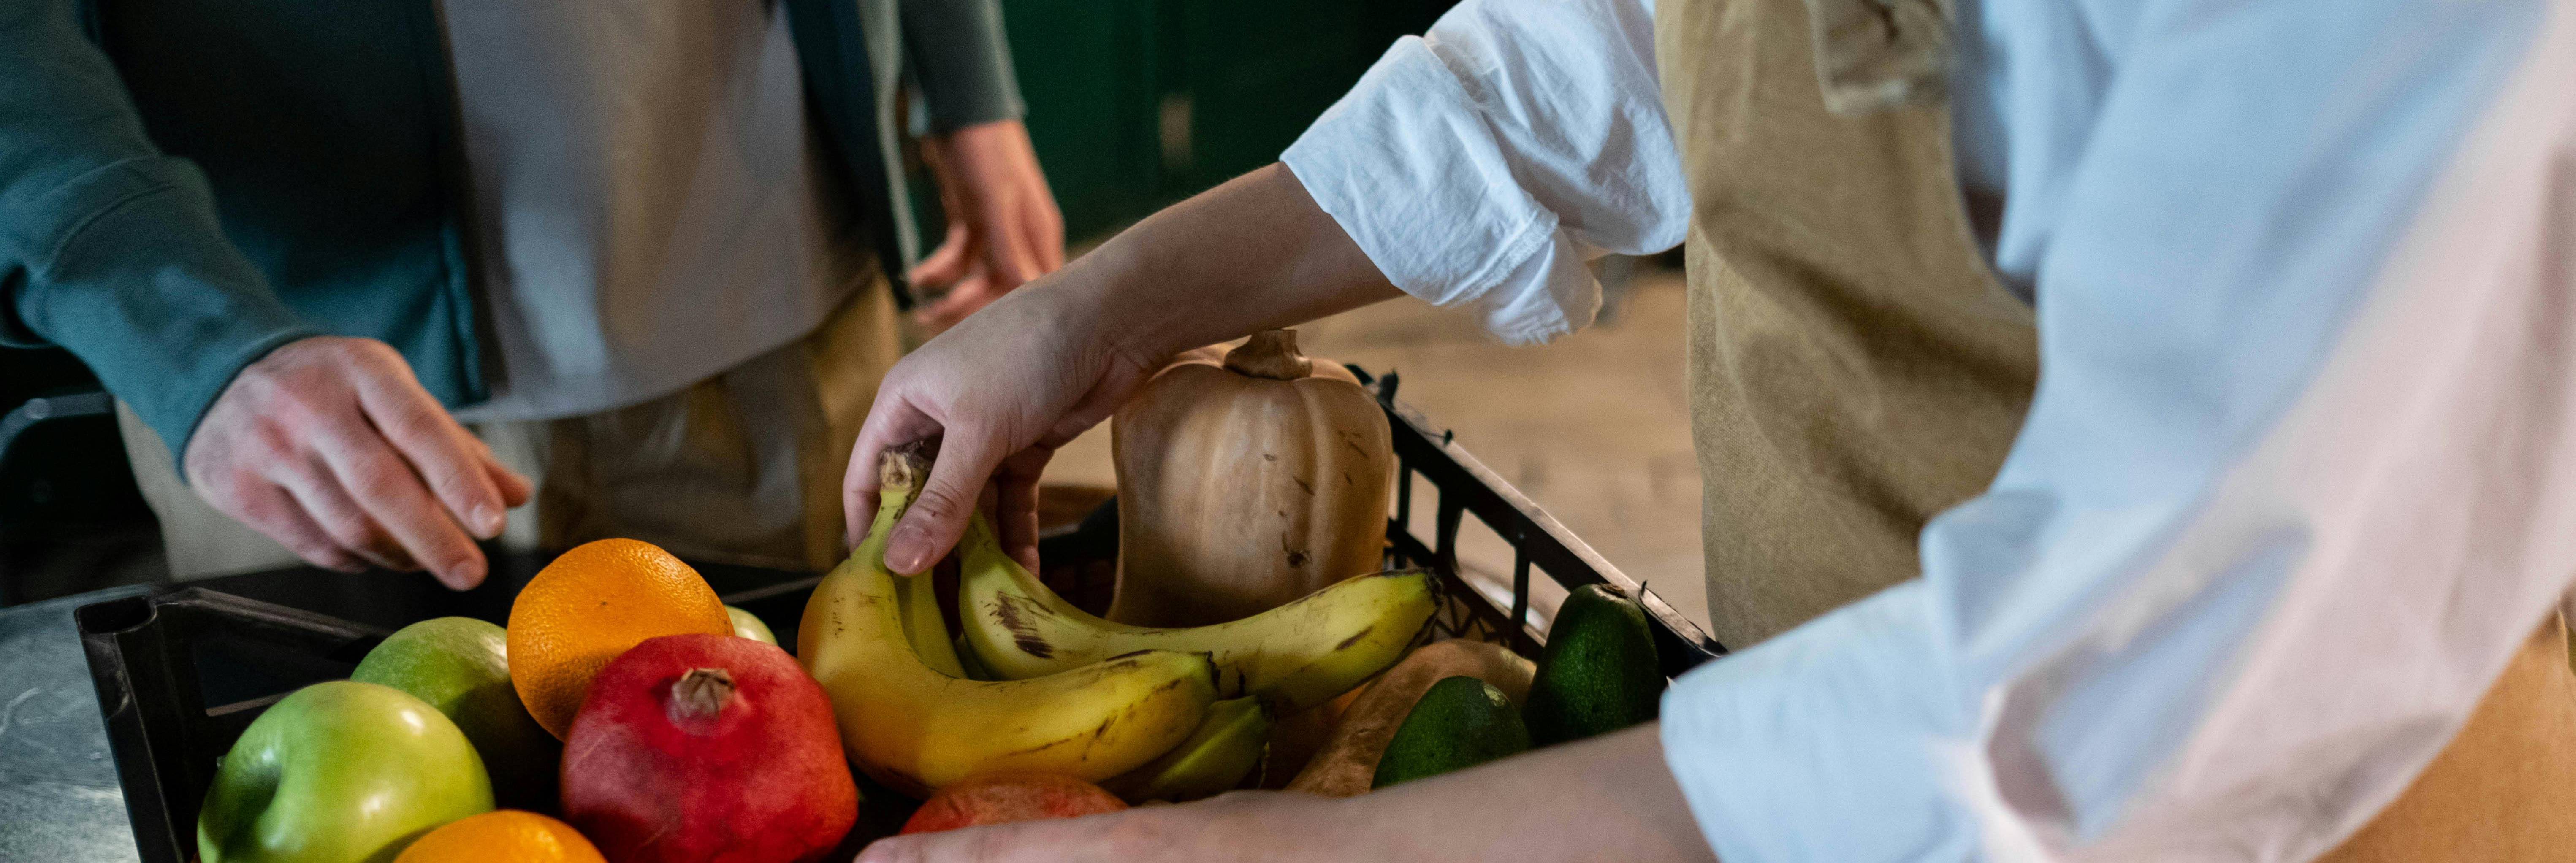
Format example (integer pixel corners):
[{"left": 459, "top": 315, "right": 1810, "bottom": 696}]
[
  {"left": 0, "top": 0, "right": 1022, "bottom": 463},
  {"left": 0, "top": 0, "right": 323, "bottom": 463}
]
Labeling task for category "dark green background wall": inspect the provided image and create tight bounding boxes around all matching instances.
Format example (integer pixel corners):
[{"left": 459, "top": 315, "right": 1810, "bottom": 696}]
[{"left": 996, "top": 0, "right": 1456, "bottom": 240}]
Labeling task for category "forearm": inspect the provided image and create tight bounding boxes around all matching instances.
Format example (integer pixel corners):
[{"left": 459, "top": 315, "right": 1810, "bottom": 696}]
[
  {"left": 860, "top": 723, "right": 1716, "bottom": 863},
  {"left": 1055, "top": 163, "right": 1402, "bottom": 365},
  {"left": 1308, "top": 723, "right": 1716, "bottom": 863}
]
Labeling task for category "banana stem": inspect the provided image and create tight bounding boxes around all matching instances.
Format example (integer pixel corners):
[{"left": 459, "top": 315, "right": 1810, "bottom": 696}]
[{"left": 862, "top": 443, "right": 938, "bottom": 571}]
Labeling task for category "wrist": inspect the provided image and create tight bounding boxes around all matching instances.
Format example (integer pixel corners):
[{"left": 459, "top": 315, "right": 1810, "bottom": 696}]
[{"left": 1051, "top": 236, "right": 1193, "bottom": 369}]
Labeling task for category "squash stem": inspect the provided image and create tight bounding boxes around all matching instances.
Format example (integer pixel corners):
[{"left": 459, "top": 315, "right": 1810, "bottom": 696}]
[{"left": 1222, "top": 330, "right": 1314, "bottom": 380}]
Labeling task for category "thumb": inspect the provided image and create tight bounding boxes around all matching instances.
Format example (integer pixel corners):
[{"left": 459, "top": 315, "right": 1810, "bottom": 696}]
[{"left": 884, "top": 435, "right": 1005, "bottom": 575}]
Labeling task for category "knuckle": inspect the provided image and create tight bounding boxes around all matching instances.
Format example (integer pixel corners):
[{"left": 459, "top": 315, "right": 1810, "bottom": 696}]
[
  {"left": 311, "top": 506, "right": 374, "bottom": 547},
  {"left": 222, "top": 467, "right": 274, "bottom": 497},
  {"left": 346, "top": 457, "right": 418, "bottom": 502},
  {"left": 349, "top": 340, "right": 409, "bottom": 376},
  {"left": 422, "top": 461, "right": 477, "bottom": 501},
  {"left": 386, "top": 410, "right": 450, "bottom": 448},
  {"left": 235, "top": 374, "right": 299, "bottom": 415},
  {"left": 212, "top": 486, "right": 272, "bottom": 523},
  {"left": 266, "top": 390, "right": 336, "bottom": 432},
  {"left": 246, "top": 422, "right": 302, "bottom": 463}
]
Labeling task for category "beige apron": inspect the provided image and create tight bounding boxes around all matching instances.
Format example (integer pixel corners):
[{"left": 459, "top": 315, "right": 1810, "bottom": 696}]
[
  {"left": 118, "top": 271, "right": 901, "bottom": 576},
  {"left": 1655, "top": 0, "right": 2576, "bottom": 856}
]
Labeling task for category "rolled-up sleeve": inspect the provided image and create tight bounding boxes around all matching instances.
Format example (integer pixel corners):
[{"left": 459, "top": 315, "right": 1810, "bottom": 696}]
[
  {"left": 1281, "top": 0, "right": 1687, "bottom": 345},
  {"left": 1661, "top": 0, "right": 2571, "bottom": 860}
]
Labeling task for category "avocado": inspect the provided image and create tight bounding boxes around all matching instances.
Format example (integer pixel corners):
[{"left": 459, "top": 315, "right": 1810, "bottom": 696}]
[
  {"left": 1370, "top": 676, "right": 1531, "bottom": 789},
  {"left": 1524, "top": 584, "right": 1665, "bottom": 746}
]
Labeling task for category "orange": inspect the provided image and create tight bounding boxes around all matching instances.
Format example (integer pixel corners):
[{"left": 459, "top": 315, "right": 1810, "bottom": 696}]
[
  {"left": 394, "top": 810, "right": 606, "bottom": 863},
  {"left": 508, "top": 538, "right": 732, "bottom": 739}
]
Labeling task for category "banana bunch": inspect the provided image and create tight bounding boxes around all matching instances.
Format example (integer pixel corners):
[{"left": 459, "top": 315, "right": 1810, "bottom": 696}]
[
  {"left": 1103, "top": 696, "right": 1276, "bottom": 802},
  {"left": 797, "top": 448, "right": 1218, "bottom": 796},
  {"left": 956, "top": 513, "right": 1435, "bottom": 713}
]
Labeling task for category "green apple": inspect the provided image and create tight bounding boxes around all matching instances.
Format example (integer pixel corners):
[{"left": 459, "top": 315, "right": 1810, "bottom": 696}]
[
  {"left": 726, "top": 605, "right": 778, "bottom": 646},
  {"left": 350, "top": 617, "right": 560, "bottom": 809},
  {"left": 199, "top": 680, "right": 493, "bottom": 863}
]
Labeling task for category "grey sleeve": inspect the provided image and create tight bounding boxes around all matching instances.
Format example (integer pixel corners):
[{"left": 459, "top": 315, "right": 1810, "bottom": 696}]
[{"left": 898, "top": 0, "right": 1026, "bottom": 133}]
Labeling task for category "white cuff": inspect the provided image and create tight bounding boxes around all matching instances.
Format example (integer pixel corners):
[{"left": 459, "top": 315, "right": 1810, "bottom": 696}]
[{"left": 1660, "top": 583, "right": 1991, "bottom": 862}]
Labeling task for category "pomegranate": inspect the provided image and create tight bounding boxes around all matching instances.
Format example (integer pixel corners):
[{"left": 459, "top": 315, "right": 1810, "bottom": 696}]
[
  {"left": 899, "top": 774, "right": 1128, "bottom": 835},
  {"left": 562, "top": 633, "right": 856, "bottom": 863}
]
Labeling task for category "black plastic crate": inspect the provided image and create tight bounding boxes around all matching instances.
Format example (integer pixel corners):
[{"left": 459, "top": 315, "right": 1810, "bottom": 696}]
[
  {"left": 1357, "top": 370, "right": 1723, "bottom": 677},
  {"left": 75, "top": 557, "right": 840, "bottom": 863},
  {"left": 77, "top": 371, "right": 1725, "bottom": 863}
]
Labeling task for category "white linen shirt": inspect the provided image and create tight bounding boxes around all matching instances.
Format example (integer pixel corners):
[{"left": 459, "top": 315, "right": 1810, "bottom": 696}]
[{"left": 1282, "top": 0, "right": 2576, "bottom": 860}]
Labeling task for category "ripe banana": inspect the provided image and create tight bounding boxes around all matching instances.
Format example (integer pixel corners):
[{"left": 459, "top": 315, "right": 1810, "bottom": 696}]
[
  {"left": 798, "top": 447, "right": 1219, "bottom": 796},
  {"left": 1104, "top": 696, "right": 1274, "bottom": 803},
  {"left": 895, "top": 561, "right": 965, "bottom": 678},
  {"left": 957, "top": 513, "right": 1434, "bottom": 712}
]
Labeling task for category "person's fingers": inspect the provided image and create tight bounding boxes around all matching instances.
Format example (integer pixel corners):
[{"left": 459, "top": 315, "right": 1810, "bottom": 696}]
[
  {"left": 845, "top": 395, "right": 954, "bottom": 546},
  {"left": 912, "top": 273, "right": 998, "bottom": 334},
  {"left": 465, "top": 435, "right": 535, "bottom": 508},
  {"left": 222, "top": 481, "right": 368, "bottom": 573},
  {"left": 484, "top": 454, "right": 534, "bottom": 509},
  {"left": 995, "top": 447, "right": 1051, "bottom": 571},
  {"left": 885, "top": 432, "right": 1008, "bottom": 575},
  {"left": 978, "top": 203, "right": 1046, "bottom": 290},
  {"left": 310, "top": 422, "right": 488, "bottom": 589},
  {"left": 908, "top": 223, "right": 976, "bottom": 289},
  {"left": 267, "top": 457, "right": 416, "bottom": 571},
  {"left": 854, "top": 820, "right": 1055, "bottom": 863},
  {"left": 349, "top": 356, "right": 510, "bottom": 539}
]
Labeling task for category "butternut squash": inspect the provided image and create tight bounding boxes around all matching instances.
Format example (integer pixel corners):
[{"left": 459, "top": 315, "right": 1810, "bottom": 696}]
[{"left": 1107, "top": 330, "right": 1395, "bottom": 626}]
